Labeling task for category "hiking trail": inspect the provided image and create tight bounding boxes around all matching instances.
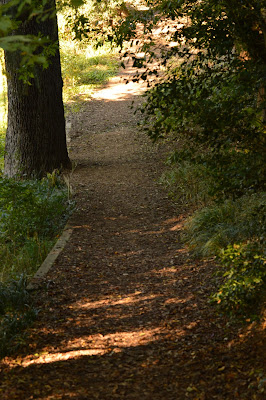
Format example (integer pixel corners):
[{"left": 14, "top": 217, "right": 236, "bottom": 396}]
[{"left": 0, "top": 66, "right": 265, "bottom": 400}]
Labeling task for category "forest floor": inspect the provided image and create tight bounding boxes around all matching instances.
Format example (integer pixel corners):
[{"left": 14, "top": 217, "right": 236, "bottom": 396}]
[{"left": 0, "top": 64, "right": 265, "bottom": 400}]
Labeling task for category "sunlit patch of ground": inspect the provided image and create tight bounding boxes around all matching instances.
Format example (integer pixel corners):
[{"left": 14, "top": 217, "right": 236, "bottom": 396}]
[
  {"left": 91, "top": 67, "right": 147, "bottom": 102},
  {"left": 78, "top": 292, "right": 158, "bottom": 310}
]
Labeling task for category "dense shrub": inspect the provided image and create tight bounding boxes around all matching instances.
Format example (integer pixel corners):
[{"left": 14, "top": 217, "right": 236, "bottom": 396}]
[
  {"left": 0, "top": 175, "right": 72, "bottom": 357},
  {"left": 211, "top": 241, "right": 266, "bottom": 319}
]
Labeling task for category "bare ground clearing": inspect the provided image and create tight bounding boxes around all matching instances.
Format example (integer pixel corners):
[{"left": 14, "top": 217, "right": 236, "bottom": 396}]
[{"left": 0, "top": 67, "right": 265, "bottom": 400}]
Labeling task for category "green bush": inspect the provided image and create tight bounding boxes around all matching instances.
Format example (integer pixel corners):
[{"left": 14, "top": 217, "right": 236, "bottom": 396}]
[
  {"left": 211, "top": 241, "right": 266, "bottom": 318},
  {"left": 204, "top": 149, "right": 265, "bottom": 200}
]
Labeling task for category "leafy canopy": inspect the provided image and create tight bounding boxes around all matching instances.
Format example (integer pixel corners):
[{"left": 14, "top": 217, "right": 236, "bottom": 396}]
[{"left": 0, "top": 0, "right": 92, "bottom": 78}]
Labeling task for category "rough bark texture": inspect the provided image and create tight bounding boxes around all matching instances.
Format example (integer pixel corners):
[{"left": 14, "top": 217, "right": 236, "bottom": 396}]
[{"left": 3, "top": 0, "right": 70, "bottom": 178}]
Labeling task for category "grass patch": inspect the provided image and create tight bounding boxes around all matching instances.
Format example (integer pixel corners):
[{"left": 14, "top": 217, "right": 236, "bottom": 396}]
[
  {"left": 159, "top": 160, "right": 213, "bottom": 208},
  {"left": 60, "top": 40, "right": 119, "bottom": 105},
  {"left": 183, "top": 192, "right": 266, "bottom": 257},
  {"left": 0, "top": 238, "right": 53, "bottom": 283},
  {"left": 0, "top": 175, "right": 73, "bottom": 282}
]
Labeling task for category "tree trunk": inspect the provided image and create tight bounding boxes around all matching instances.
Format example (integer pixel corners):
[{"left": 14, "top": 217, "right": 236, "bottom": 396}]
[
  {"left": 3, "top": 0, "right": 71, "bottom": 178},
  {"left": 261, "top": 8, "right": 266, "bottom": 124}
]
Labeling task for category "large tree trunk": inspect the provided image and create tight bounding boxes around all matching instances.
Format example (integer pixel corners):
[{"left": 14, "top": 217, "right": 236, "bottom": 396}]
[
  {"left": 261, "top": 8, "right": 266, "bottom": 124},
  {"left": 3, "top": 0, "right": 71, "bottom": 178}
]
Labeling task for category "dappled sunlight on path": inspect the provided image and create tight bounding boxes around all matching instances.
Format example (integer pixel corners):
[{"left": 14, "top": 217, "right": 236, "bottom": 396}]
[
  {"left": 91, "top": 62, "right": 147, "bottom": 101},
  {"left": 0, "top": 65, "right": 265, "bottom": 400},
  {"left": 91, "top": 76, "right": 146, "bottom": 101}
]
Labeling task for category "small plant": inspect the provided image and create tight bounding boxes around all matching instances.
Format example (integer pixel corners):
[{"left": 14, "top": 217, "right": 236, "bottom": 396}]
[{"left": 211, "top": 241, "right": 266, "bottom": 319}]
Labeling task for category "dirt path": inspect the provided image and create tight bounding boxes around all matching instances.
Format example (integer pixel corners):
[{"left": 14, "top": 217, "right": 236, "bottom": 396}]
[{"left": 0, "top": 68, "right": 265, "bottom": 399}]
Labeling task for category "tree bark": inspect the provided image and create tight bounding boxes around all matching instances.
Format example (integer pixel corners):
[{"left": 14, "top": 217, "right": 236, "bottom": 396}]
[
  {"left": 3, "top": 0, "right": 71, "bottom": 178},
  {"left": 261, "top": 8, "right": 266, "bottom": 124}
]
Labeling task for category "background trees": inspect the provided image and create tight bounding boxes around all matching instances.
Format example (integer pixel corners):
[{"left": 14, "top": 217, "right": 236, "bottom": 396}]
[{"left": 140, "top": 0, "right": 265, "bottom": 196}]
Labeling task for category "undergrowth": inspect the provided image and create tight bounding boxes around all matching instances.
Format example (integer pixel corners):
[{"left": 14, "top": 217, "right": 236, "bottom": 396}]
[
  {"left": 183, "top": 189, "right": 265, "bottom": 319},
  {"left": 161, "top": 149, "right": 265, "bottom": 319},
  {"left": 169, "top": 166, "right": 265, "bottom": 319},
  {"left": 159, "top": 160, "right": 213, "bottom": 208},
  {"left": 211, "top": 241, "right": 266, "bottom": 319},
  {"left": 184, "top": 193, "right": 265, "bottom": 257},
  {"left": 0, "top": 275, "right": 38, "bottom": 358},
  {"left": 0, "top": 174, "right": 73, "bottom": 357},
  {"left": 158, "top": 145, "right": 265, "bottom": 320},
  {"left": 0, "top": 174, "right": 73, "bottom": 282}
]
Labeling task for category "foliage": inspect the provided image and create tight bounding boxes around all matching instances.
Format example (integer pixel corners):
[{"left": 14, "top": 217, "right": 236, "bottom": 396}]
[
  {"left": 0, "top": 175, "right": 73, "bottom": 281},
  {"left": 58, "top": 0, "right": 117, "bottom": 42},
  {"left": 211, "top": 241, "right": 266, "bottom": 319},
  {"left": 0, "top": 0, "right": 118, "bottom": 82},
  {"left": 0, "top": 176, "right": 69, "bottom": 242},
  {"left": 141, "top": 58, "right": 265, "bottom": 197},
  {"left": 0, "top": 274, "right": 37, "bottom": 358},
  {"left": 159, "top": 159, "right": 212, "bottom": 208},
  {"left": 0, "top": 0, "right": 62, "bottom": 83},
  {"left": 184, "top": 192, "right": 266, "bottom": 257},
  {"left": 57, "top": 0, "right": 152, "bottom": 47},
  {"left": 134, "top": 0, "right": 266, "bottom": 199}
]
